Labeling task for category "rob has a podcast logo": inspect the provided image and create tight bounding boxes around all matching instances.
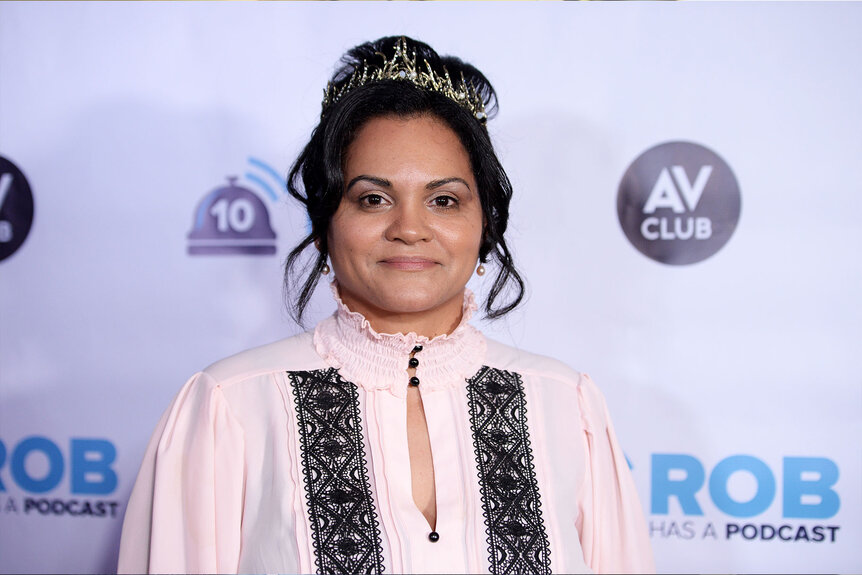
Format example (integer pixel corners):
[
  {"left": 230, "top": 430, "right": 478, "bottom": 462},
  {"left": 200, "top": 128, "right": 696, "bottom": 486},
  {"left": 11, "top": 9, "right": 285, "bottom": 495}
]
[
  {"left": 0, "top": 436, "right": 121, "bottom": 519},
  {"left": 617, "top": 141, "right": 741, "bottom": 265}
]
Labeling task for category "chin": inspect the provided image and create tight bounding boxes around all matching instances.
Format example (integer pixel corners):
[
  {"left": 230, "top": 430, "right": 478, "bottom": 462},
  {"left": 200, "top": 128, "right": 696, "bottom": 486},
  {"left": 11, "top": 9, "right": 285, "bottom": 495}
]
[{"left": 373, "top": 288, "right": 462, "bottom": 316}]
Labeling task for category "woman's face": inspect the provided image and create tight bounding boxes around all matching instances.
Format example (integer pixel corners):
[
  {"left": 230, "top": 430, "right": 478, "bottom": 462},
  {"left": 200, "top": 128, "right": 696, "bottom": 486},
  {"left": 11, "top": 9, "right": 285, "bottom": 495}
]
[{"left": 328, "top": 114, "right": 483, "bottom": 335}]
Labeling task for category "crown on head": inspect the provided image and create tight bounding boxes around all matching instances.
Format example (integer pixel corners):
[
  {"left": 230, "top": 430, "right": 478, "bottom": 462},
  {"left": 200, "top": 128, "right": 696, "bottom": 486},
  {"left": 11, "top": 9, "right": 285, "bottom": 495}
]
[{"left": 321, "top": 37, "right": 488, "bottom": 125}]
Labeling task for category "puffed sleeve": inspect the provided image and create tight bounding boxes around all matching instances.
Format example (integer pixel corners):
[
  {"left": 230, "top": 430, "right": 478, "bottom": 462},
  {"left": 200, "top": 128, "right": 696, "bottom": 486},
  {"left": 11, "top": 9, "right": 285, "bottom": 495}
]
[
  {"left": 576, "top": 374, "right": 655, "bottom": 574},
  {"left": 118, "top": 373, "right": 246, "bottom": 574}
]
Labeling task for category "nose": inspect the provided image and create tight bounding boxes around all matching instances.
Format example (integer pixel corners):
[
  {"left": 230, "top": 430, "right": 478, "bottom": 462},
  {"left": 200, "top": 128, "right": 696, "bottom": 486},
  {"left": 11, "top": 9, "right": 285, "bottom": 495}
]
[{"left": 384, "top": 201, "right": 433, "bottom": 244}]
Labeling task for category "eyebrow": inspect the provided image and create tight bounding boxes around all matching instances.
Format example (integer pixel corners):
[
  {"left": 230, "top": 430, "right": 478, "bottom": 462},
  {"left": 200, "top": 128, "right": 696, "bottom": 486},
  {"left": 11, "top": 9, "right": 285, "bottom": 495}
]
[
  {"left": 346, "top": 175, "right": 391, "bottom": 192},
  {"left": 346, "top": 175, "right": 472, "bottom": 192},
  {"left": 426, "top": 177, "right": 471, "bottom": 191}
]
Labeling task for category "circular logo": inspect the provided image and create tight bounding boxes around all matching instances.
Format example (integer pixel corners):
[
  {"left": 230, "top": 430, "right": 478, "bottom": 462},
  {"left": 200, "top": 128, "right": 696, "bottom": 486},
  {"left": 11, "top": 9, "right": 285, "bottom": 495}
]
[
  {"left": 617, "top": 141, "right": 741, "bottom": 265},
  {"left": 0, "top": 156, "right": 35, "bottom": 262}
]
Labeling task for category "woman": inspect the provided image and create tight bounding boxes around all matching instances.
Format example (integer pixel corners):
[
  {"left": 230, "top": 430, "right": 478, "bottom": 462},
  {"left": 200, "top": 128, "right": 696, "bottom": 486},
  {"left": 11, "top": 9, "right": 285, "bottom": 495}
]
[{"left": 118, "top": 36, "right": 654, "bottom": 574}]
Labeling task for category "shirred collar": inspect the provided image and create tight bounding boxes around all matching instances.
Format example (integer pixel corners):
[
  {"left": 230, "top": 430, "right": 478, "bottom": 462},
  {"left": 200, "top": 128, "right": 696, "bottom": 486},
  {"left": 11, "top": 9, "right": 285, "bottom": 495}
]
[{"left": 313, "top": 283, "right": 486, "bottom": 398}]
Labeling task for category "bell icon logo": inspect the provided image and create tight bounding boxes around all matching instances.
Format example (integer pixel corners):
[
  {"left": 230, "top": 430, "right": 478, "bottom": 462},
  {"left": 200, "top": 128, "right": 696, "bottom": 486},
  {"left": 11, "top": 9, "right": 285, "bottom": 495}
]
[
  {"left": 617, "top": 142, "right": 741, "bottom": 265},
  {"left": 187, "top": 158, "right": 288, "bottom": 256},
  {"left": 188, "top": 176, "right": 277, "bottom": 255}
]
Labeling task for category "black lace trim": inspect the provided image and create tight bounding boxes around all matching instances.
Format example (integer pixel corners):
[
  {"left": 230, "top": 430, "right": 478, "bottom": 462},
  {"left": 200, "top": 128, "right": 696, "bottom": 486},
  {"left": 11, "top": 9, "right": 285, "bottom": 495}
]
[
  {"left": 288, "top": 369, "right": 385, "bottom": 575},
  {"left": 467, "top": 366, "right": 552, "bottom": 575}
]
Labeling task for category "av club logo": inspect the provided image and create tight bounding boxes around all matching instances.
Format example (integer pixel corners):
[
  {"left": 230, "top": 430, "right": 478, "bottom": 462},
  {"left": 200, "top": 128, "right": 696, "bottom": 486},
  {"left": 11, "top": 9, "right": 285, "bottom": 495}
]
[
  {"left": 0, "top": 156, "right": 35, "bottom": 263},
  {"left": 187, "top": 157, "right": 287, "bottom": 256},
  {"left": 617, "top": 141, "right": 741, "bottom": 265}
]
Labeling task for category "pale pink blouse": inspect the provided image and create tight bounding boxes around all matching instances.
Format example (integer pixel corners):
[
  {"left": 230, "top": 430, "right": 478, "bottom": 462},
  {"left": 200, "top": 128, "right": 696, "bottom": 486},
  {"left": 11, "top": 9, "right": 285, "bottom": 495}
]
[{"left": 118, "top": 290, "right": 654, "bottom": 574}]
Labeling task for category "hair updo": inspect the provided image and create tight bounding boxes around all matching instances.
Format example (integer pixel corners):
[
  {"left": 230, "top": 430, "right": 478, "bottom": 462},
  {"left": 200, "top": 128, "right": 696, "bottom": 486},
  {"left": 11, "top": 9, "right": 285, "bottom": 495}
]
[{"left": 284, "top": 35, "right": 524, "bottom": 325}]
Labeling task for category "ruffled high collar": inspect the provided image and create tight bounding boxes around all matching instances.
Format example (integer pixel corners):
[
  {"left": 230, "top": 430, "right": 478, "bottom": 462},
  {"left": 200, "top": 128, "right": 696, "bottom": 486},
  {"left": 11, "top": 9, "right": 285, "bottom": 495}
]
[{"left": 313, "top": 283, "right": 486, "bottom": 398}]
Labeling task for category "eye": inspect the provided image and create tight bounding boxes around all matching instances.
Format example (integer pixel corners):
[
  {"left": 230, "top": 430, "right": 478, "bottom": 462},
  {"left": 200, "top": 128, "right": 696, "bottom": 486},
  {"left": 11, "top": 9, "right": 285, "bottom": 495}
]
[
  {"left": 359, "top": 193, "right": 387, "bottom": 208},
  {"left": 431, "top": 195, "right": 458, "bottom": 208}
]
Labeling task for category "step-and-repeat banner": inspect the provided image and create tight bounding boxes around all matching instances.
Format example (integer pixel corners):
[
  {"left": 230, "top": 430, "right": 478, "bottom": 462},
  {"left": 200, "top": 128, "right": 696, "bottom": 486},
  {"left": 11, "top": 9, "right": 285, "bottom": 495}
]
[{"left": 1, "top": 2, "right": 860, "bottom": 573}]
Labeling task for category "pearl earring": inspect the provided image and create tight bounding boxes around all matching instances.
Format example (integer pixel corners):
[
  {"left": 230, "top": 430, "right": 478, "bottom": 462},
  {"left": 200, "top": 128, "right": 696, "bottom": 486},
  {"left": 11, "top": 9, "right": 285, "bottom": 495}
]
[
  {"left": 476, "top": 264, "right": 485, "bottom": 276},
  {"left": 322, "top": 263, "right": 331, "bottom": 275}
]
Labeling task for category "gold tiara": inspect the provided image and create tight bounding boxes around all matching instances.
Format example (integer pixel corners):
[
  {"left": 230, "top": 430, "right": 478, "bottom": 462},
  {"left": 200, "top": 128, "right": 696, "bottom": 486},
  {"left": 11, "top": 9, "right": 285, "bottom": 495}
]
[{"left": 321, "top": 37, "right": 488, "bottom": 125}]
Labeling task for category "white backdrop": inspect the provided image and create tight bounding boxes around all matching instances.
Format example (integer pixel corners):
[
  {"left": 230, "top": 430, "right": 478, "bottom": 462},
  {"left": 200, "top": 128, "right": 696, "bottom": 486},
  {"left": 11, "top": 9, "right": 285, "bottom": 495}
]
[{"left": 1, "top": 2, "right": 860, "bottom": 573}]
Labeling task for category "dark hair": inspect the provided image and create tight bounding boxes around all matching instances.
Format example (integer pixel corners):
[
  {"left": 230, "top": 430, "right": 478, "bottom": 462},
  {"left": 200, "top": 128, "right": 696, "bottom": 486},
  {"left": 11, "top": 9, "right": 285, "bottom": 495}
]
[{"left": 284, "top": 35, "right": 524, "bottom": 325}]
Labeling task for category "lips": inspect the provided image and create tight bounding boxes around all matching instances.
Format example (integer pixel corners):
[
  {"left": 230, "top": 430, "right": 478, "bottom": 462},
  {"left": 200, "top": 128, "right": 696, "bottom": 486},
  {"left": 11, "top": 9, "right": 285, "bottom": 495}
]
[{"left": 380, "top": 256, "right": 438, "bottom": 271}]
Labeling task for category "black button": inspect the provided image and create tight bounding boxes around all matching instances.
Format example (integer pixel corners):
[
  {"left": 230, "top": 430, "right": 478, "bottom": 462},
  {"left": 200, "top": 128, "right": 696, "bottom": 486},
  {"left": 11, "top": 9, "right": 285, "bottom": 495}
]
[
  {"left": 408, "top": 357, "right": 419, "bottom": 368},
  {"left": 413, "top": 345, "right": 423, "bottom": 353},
  {"left": 428, "top": 531, "right": 439, "bottom": 542},
  {"left": 409, "top": 376, "right": 420, "bottom": 387}
]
